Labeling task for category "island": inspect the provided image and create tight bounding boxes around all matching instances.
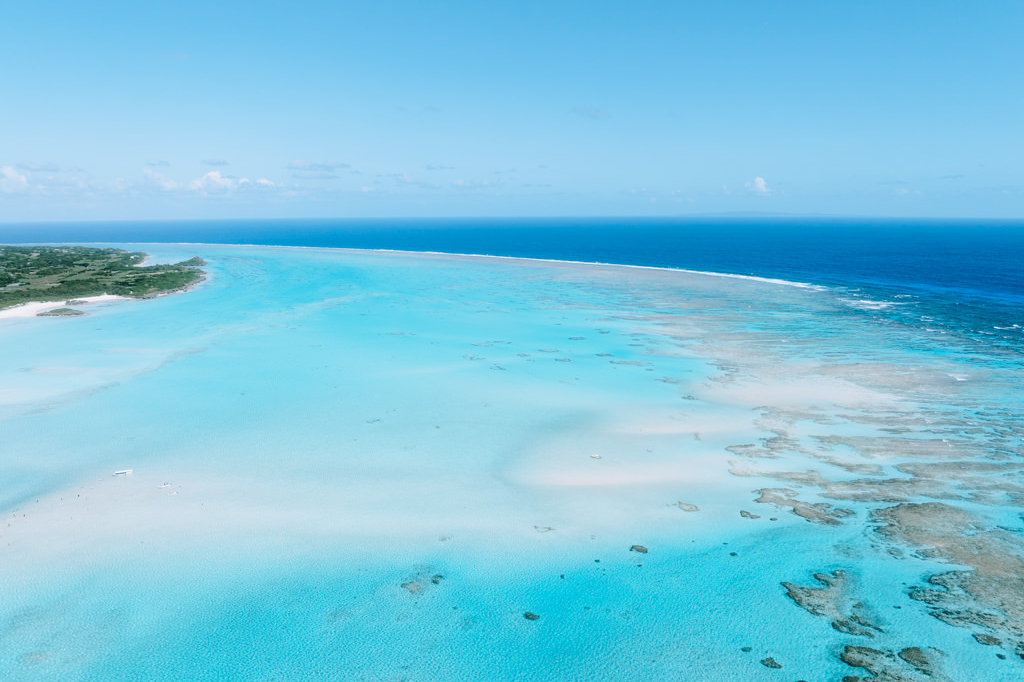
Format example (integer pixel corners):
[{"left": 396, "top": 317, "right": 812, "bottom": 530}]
[{"left": 0, "top": 246, "right": 206, "bottom": 311}]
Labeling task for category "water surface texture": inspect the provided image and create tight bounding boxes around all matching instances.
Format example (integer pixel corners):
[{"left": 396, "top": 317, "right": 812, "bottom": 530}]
[{"left": 1, "top": 235, "right": 1022, "bottom": 681}]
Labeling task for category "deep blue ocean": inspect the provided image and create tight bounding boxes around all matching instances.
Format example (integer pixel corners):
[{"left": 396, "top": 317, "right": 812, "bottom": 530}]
[{"left": 2, "top": 217, "right": 1022, "bottom": 347}]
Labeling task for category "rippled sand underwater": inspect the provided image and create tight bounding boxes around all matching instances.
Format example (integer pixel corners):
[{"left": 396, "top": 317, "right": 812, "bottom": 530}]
[{"left": 1, "top": 245, "right": 1022, "bottom": 681}]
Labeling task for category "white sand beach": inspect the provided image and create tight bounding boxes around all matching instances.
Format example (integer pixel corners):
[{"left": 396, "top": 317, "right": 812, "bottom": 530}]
[{"left": 0, "top": 294, "right": 126, "bottom": 319}]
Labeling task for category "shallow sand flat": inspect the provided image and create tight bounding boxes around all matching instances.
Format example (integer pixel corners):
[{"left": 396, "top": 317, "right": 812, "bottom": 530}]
[{"left": 1, "top": 245, "right": 1021, "bottom": 681}]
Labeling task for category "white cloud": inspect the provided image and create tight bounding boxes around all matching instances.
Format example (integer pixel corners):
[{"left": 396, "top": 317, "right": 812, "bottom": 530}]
[
  {"left": 185, "top": 171, "right": 274, "bottom": 193},
  {"left": 1, "top": 166, "right": 30, "bottom": 193},
  {"left": 1, "top": 165, "right": 277, "bottom": 203},
  {"left": 189, "top": 170, "right": 238, "bottom": 192},
  {"left": 746, "top": 176, "right": 771, "bottom": 195},
  {"left": 142, "top": 167, "right": 181, "bottom": 191}
]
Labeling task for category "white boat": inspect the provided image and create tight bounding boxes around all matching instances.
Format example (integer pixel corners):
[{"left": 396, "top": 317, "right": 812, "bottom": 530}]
[{"left": 113, "top": 469, "right": 133, "bottom": 476}]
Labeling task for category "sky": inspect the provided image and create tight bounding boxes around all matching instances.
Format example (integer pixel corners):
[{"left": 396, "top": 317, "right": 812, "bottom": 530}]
[{"left": 1, "top": 0, "right": 1022, "bottom": 221}]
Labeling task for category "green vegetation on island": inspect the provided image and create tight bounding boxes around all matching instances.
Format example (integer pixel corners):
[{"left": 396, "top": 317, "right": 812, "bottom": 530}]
[
  {"left": 176, "top": 256, "right": 207, "bottom": 267},
  {"left": 36, "top": 307, "right": 88, "bottom": 317},
  {"left": 0, "top": 245, "right": 206, "bottom": 309}
]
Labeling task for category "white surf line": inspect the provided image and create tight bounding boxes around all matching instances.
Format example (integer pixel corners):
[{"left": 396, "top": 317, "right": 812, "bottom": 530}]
[
  {"left": 406, "top": 250, "right": 829, "bottom": 291},
  {"left": 42, "top": 240, "right": 829, "bottom": 292}
]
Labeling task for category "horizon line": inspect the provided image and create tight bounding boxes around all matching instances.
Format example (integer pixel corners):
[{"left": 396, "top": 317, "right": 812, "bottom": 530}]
[{"left": 3, "top": 213, "right": 1024, "bottom": 227}]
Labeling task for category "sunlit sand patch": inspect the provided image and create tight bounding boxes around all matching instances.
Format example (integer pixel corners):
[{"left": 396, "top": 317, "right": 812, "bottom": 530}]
[
  {"left": 704, "top": 374, "right": 900, "bottom": 410},
  {"left": 22, "top": 366, "right": 90, "bottom": 374},
  {"left": 528, "top": 463, "right": 726, "bottom": 488},
  {"left": 0, "top": 388, "right": 63, "bottom": 406}
]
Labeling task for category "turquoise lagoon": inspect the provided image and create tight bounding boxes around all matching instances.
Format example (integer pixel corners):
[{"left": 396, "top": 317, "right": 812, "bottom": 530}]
[{"left": 1, "top": 245, "right": 1022, "bottom": 681}]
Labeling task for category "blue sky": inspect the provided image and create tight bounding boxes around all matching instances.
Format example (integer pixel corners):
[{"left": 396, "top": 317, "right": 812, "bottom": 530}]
[{"left": 2, "top": 0, "right": 1022, "bottom": 221}]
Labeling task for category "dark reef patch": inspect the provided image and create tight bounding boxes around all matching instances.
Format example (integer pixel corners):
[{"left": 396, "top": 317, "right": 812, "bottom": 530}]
[
  {"left": 874, "top": 502, "right": 1024, "bottom": 657},
  {"left": 754, "top": 488, "right": 854, "bottom": 525},
  {"left": 782, "top": 570, "right": 883, "bottom": 637}
]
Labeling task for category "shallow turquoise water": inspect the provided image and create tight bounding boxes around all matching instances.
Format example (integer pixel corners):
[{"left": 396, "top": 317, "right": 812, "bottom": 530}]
[{"left": 1, "top": 245, "right": 1021, "bottom": 681}]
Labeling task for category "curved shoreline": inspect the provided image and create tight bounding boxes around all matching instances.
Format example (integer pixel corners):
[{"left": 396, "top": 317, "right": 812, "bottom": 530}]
[
  {"left": 21, "top": 240, "right": 828, "bottom": 291},
  {"left": 0, "top": 294, "right": 129, "bottom": 319},
  {"left": 0, "top": 272, "right": 210, "bottom": 317}
]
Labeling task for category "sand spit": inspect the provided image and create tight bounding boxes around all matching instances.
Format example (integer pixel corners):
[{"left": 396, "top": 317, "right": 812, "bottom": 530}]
[
  {"left": 0, "top": 294, "right": 126, "bottom": 319},
  {"left": 0, "top": 271, "right": 206, "bottom": 320}
]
